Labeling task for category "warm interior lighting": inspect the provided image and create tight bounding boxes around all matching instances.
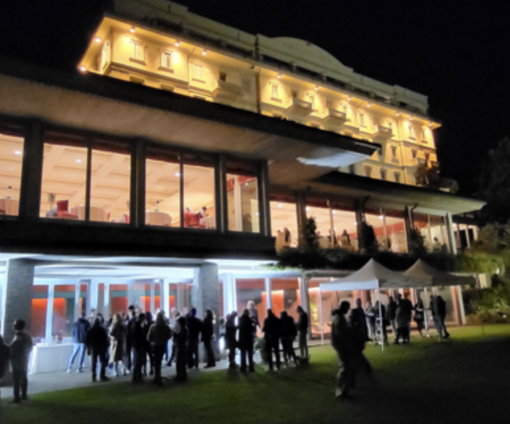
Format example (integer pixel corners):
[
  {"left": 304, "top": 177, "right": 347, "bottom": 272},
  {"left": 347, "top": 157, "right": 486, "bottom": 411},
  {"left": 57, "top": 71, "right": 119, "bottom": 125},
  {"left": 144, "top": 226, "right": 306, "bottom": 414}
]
[
  {"left": 14, "top": 151, "right": 21, "bottom": 155},
  {"left": 76, "top": 159, "right": 81, "bottom": 163},
  {"left": 174, "top": 40, "right": 180, "bottom": 47},
  {"left": 175, "top": 173, "right": 180, "bottom": 177},
  {"left": 366, "top": 102, "right": 371, "bottom": 107},
  {"left": 277, "top": 73, "right": 282, "bottom": 79},
  {"left": 410, "top": 116, "right": 414, "bottom": 121},
  {"left": 278, "top": 204, "right": 282, "bottom": 208},
  {"left": 428, "top": 122, "right": 432, "bottom": 127},
  {"left": 314, "top": 85, "right": 319, "bottom": 91},
  {"left": 79, "top": 66, "right": 87, "bottom": 73},
  {"left": 395, "top": 111, "right": 400, "bottom": 116},
  {"left": 130, "top": 27, "right": 135, "bottom": 33},
  {"left": 347, "top": 96, "right": 351, "bottom": 101},
  {"left": 202, "top": 49, "right": 207, "bottom": 56},
  {"left": 95, "top": 37, "right": 101, "bottom": 43}
]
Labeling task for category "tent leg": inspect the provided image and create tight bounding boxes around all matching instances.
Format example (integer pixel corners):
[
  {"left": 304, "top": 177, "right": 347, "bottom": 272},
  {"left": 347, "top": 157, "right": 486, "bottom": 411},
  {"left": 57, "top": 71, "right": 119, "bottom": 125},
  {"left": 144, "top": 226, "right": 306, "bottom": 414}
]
[
  {"left": 319, "top": 290, "right": 324, "bottom": 346},
  {"left": 377, "top": 289, "right": 384, "bottom": 352}
]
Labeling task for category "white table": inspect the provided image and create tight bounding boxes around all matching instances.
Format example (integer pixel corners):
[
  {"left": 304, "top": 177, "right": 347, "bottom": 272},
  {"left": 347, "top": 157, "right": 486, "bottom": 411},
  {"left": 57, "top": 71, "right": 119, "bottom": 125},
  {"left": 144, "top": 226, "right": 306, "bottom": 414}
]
[
  {"left": 146, "top": 211, "right": 172, "bottom": 226},
  {"left": 0, "top": 198, "right": 19, "bottom": 215},
  {"left": 71, "top": 206, "right": 108, "bottom": 222},
  {"left": 29, "top": 343, "right": 90, "bottom": 374}
]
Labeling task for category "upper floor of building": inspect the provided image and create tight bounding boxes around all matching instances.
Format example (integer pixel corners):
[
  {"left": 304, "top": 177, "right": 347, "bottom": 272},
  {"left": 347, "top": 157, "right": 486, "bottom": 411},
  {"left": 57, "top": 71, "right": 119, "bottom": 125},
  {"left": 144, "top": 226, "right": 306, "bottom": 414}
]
[{"left": 78, "top": 0, "right": 441, "bottom": 187}]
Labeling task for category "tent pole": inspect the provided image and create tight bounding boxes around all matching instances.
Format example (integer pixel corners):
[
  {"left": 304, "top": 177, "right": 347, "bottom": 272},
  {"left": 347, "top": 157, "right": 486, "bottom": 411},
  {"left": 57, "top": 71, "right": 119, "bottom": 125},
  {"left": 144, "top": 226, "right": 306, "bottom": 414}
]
[
  {"left": 319, "top": 289, "right": 324, "bottom": 346},
  {"left": 377, "top": 288, "right": 384, "bottom": 352}
]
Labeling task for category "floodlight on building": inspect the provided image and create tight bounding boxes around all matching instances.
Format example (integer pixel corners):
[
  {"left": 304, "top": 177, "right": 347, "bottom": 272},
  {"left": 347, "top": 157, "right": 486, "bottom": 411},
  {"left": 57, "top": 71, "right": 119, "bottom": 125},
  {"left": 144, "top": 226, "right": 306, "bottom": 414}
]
[
  {"left": 174, "top": 40, "right": 180, "bottom": 47},
  {"left": 95, "top": 37, "right": 101, "bottom": 43},
  {"left": 277, "top": 73, "right": 282, "bottom": 79},
  {"left": 366, "top": 102, "right": 371, "bottom": 108},
  {"left": 130, "top": 27, "right": 135, "bottom": 33},
  {"left": 395, "top": 111, "right": 400, "bottom": 116},
  {"left": 428, "top": 122, "right": 432, "bottom": 127},
  {"left": 202, "top": 49, "right": 207, "bottom": 55},
  {"left": 315, "top": 85, "right": 319, "bottom": 91},
  {"left": 79, "top": 66, "right": 87, "bottom": 73},
  {"left": 347, "top": 96, "right": 351, "bottom": 101},
  {"left": 410, "top": 116, "right": 414, "bottom": 121},
  {"left": 14, "top": 151, "right": 21, "bottom": 155}
]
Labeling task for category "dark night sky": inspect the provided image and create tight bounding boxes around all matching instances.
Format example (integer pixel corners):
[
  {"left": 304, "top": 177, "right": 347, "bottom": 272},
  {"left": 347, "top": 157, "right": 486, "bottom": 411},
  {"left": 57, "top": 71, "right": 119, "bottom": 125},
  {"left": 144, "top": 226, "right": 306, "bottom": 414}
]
[{"left": 1, "top": 0, "right": 509, "bottom": 196}]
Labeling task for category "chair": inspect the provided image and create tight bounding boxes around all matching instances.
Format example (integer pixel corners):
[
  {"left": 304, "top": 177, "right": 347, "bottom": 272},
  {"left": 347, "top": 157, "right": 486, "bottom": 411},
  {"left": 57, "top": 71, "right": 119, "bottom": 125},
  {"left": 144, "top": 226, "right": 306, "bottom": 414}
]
[{"left": 56, "top": 200, "right": 79, "bottom": 220}]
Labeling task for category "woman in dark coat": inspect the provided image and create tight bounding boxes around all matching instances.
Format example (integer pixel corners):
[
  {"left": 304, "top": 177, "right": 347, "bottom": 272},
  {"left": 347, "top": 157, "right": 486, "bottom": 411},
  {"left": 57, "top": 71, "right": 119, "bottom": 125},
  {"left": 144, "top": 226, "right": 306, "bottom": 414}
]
[
  {"left": 414, "top": 298, "right": 426, "bottom": 337},
  {"left": 238, "top": 309, "right": 255, "bottom": 372},
  {"left": 279, "top": 311, "right": 297, "bottom": 366},
  {"left": 202, "top": 309, "right": 216, "bottom": 368},
  {"left": 225, "top": 312, "right": 238, "bottom": 369},
  {"left": 109, "top": 313, "right": 127, "bottom": 376},
  {"left": 174, "top": 316, "right": 188, "bottom": 382}
]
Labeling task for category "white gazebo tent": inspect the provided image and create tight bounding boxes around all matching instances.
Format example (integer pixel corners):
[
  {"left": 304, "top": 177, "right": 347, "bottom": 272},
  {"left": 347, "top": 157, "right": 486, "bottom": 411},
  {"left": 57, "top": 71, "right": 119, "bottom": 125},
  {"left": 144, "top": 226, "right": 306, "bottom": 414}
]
[
  {"left": 318, "top": 259, "right": 424, "bottom": 350},
  {"left": 403, "top": 259, "right": 476, "bottom": 287}
]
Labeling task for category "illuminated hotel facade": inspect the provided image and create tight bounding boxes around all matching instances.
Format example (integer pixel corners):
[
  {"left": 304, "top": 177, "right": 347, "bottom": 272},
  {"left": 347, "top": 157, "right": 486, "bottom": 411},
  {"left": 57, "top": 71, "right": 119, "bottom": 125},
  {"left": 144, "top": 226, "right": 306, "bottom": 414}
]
[{"left": 0, "top": 0, "right": 484, "bottom": 347}]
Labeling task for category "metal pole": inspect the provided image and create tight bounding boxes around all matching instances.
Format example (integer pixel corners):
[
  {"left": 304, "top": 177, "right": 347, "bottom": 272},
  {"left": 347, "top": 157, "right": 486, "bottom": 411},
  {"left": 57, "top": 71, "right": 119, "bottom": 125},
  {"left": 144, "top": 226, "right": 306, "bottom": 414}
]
[{"left": 319, "top": 289, "right": 324, "bottom": 346}]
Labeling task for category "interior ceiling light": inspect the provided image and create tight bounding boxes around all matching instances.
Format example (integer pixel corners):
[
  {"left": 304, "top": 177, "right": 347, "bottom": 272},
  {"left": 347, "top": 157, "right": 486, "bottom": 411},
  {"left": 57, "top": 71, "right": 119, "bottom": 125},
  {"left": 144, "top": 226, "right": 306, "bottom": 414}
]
[
  {"left": 79, "top": 66, "right": 87, "bottom": 73},
  {"left": 367, "top": 102, "right": 371, "bottom": 107},
  {"left": 277, "top": 73, "right": 282, "bottom": 79},
  {"left": 395, "top": 111, "right": 400, "bottom": 116},
  {"left": 14, "top": 151, "right": 21, "bottom": 155},
  {"left": 347, "top": 96, "right": 351, "bottom": 101},
  {"left": 410, "top": 116, "right": 414, "bottom": 121},
  {"left": 428, "top": 122, "right": 432, "bottom": 127},
  {"left": 314, "top": 85, "right": 319, "bottom": 91}
]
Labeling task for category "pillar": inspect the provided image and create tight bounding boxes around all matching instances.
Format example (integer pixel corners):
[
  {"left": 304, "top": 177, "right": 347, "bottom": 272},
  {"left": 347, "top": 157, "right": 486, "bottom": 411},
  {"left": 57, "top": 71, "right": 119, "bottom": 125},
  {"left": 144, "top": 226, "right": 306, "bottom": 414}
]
[
  {"left": 74, "top": 282, "right": 81, "bottom": 321},
  {"left": 150, "top": 281, "right": 156, "bottom": 313},
  {"left": 89, "top": 280, "right": 99, "bottom": 315},
  {"left": 355, "top": 200, "right": 364, "bottom": 251},
  {"left": 161, "top": 280, "right": 170, "bottom": 316},
  {"left": 103, "top": 283, "right": 110, "bottom": 317},
  {"left": 1, "top": 259, "right": 35, "bottom": 343},
  {"left": 404, "top": 206, "right": 413, "bottom": 253},
  {"left": 472, "top": 225, "right": 479, "bottom": 241},
  {"left": 456, "top": 286, "right": 466, "bottom": 325},
  {"left": 298, "top": 276, "right": 311, "bottom": 339},
  {"left": 45, "top": 284, "right": 55, "bottom": 342},
  {"left": 265, "top": 277, "right": 272, "bottom": 310},
  {"left": 296, "top": 192, "right": 307, "bottom": 248},
  {"left": 464, "top": 224, "right": 471, "bottom": 248},
  {"left": 192, "top": 263, "right": 220, "bottom": 361},
  {"left": 446, "top": 213, "right": 458, "bottom": 254},
  {"left": 224, "top": 274, "right": 236, "bottom": 315}
]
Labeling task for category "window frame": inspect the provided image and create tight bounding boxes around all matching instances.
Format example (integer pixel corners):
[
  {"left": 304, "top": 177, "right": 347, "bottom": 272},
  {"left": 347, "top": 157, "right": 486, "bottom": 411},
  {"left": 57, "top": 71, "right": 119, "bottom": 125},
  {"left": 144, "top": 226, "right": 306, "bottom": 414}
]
[{"left": 129, "top": 39, "right": 146, "bottom": 64}]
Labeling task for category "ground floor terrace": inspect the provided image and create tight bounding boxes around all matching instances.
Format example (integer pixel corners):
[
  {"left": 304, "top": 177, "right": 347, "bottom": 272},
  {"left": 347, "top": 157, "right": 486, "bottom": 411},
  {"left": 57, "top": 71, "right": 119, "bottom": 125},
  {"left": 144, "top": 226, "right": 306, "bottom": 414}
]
[
  {"left": 0, "top": 254, "right": 486, "bottom": 374},
  {"left": 2, "top": 325, "right": 510, "bottom": 424}
]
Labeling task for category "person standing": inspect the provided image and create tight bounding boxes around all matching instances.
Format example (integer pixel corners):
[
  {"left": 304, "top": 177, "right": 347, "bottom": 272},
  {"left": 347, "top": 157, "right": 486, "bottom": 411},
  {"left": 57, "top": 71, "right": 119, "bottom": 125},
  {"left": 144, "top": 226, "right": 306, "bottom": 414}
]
[
  {"left": 109, "top": 313, "right": 128, "bottom": 376},
  {"left": 144, "top": 311, "right": 154, "bottom": 376},
  {"left": 395, "top": 293, "right": 413, "bottom": 344},
  {"left": 147, "top": 311, "right": 172, "bottom": 386},
  {"left": 225, "top": 312, "right": 238, "bottom": 369},
  {"left": 296, "top": 305, "right": 309, "bottom": 361},
  {"left": 238, "top": 309, "right": 255, "bottom": 372},
  {"left": 125, "top": 305, "right": 137, "bottom": 373},
  {"left": 262, "top": 309, "right": 281, "bottom": 371},
  {"left": 247, "top": 301, "right": 260, "bottom": 336},
  {"left": 387, "top": 296, "right": 398, "bottom": 341},
  {"left": 414, "top": 298, "right": 426, "bottom": 337},
  {"left": 130, "top": 312, "right": 147, "bottom": 384},
  {"left": 9, "top": 320, "right": 33, "bottom": 403},
  {"left": 86, "top": 317, "right": 109, "bottom": 382},
  {"left": 67, "top": 311, "right": 91, "bottom": 373},
  {"left": 349, "top": 298, "right": 369, "bottom": 344},
  {"left": 202, "top": 309, "right": 216, "bottom": 369},
  {"left": 431, "top": 295, "right": 450, "bottom": 338},
  {"left": 364, "top": 302, "right": 376, "bottom": 341},
  {"left": 0, "top": 335, "right": 10, "bottom": 385},
  {"left": 186, "top": 308, "right": 202, "bottom": 369},
  {"left": 279, "top": 311, "right": 298, "bottom": 366},
  {"left": 167, "top": 311, "right": 181, "bottom": 367},
  {"left": 331, "top": 302, "right": 354, "bottom": 399},
  {"left": 174, "top": 316, "right": 188, "bottom": 382}
]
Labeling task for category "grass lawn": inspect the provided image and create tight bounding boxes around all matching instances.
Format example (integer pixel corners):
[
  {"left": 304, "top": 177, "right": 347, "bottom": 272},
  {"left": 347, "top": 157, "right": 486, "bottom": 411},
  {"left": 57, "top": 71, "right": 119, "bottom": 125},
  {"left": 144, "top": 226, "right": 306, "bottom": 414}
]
[{"left": 2, "top": 325, "right": 510, "bottom": 424}]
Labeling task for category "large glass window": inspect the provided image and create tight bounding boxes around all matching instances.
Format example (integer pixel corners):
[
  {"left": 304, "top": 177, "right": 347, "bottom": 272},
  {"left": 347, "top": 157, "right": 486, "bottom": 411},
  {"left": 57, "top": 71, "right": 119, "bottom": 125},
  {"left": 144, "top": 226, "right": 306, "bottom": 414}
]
[
  {"left": 307, "top": 202, "right": 333, "bottom": 249},
  {"left": 236, "top": 278, "right": 267, "bottom": 336},
  {"left": 430, "top": 215, "right": 448, "bottom": 252},
  {"left": 52, "top": 284, "right": 77, "bottom": 338},
  {"left": 0, "top": 128, "right": 24, "bottom": 217},
  {"left": 366, "top": 211, "right": 386, "bottom": 250},
  {"left": 146, "top": 147, "right": 181, "bottom": 227},
  {"left": 386, "top": 210, "right": 408, "bottom": 253},
  {"left": 270, "top": 200, "right": 298, "bottom": 250},
  {"left": 90, "top": 140, "right": 131, "bottom": 223},
  {"left": 40, "top": 135, "right": 87, "bottom": 220},
  {"left": 31, "top": 285, "right": 48, "bottom": 340},
  {"left": 271, "top": 279, "right": 300, "bottom": 320},
  {"left": 332, "top": 209, "right": 357, "bottom": 250},
  {"left": 109, "top": 284, "right": 128, "bottom": 315},
  {"left": 226, "top": 161, "right": 259, "bottom": 233},
  {"left": 183, "top": 153, "right": 216, "bottom": 230}
]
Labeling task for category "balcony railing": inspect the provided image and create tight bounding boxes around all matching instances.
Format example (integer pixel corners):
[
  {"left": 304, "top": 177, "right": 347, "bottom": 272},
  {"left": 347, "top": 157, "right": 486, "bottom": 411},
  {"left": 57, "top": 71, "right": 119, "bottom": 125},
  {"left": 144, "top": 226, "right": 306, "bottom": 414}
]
[
  {"left": 322, "top": 108, "right": 348, "bottom": 127},
  {"left": 372, "top": 125, "right": 393, "bottom": 139},
  {"left": 212, "top": 79, "right": 242, "bottom": 101},
  {"left": 286, "top": 97, "right": 312, "bottom": 118}
]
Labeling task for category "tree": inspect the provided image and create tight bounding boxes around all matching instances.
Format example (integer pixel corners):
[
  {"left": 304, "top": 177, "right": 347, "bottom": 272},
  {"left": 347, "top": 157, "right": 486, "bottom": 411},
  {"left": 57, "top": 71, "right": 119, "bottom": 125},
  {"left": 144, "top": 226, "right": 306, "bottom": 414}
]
[
  {"left": 409, "top": 228, "right": 427, "bottom": 256},
  {"left": 359, "top": 222, "right": 378, "bottom": 253},
  {"left": 302, "top": 216, "right": 319, "bottom": 252},
  {"left": 476, "top": 138, "right": 510, "bottom": 224}
]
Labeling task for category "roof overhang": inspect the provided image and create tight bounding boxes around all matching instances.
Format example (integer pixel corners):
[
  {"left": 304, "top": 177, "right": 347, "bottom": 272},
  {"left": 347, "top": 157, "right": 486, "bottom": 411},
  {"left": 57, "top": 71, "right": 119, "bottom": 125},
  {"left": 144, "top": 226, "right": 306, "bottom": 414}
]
[
  {"left": 0, "top": 58, "right": 378, "bottom": 188},
  {"left": 310, "top": 172, "right": 485, "bottom": 215}
]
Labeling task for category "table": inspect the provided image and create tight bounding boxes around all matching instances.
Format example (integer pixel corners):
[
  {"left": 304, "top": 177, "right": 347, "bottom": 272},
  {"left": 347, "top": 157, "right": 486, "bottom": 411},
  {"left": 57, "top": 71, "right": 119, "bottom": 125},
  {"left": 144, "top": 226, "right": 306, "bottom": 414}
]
[
  {"left": 200, "top": 215, "right": 215, "bottom": 229},
  {"left": 146, "top": 211, "right": 172, "bottom": 226},
  {"left": 71, "top": 206, "right": 108, "bottom": 222},
  {"left": 29, "top": 343, "right": 91, "bottom": 374},
  {"left": 0, "top": 198, "right": 19, "bottom": 215}
]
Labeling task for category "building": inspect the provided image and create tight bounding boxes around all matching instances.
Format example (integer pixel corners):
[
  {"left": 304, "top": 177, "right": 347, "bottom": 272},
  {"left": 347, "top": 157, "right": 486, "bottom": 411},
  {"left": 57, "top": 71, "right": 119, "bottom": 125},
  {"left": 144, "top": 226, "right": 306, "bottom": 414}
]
[{"left": 0, "top": 0, "right": 484, "bottom": 350}]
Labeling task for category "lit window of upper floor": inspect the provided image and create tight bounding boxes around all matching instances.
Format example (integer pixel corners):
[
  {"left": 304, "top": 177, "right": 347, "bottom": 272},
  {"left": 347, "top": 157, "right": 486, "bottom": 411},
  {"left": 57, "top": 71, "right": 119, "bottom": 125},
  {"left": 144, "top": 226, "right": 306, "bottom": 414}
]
[
  {"left": 411, "top": 149, "right": 417, "bottom": 159},
  {"left": 130, "top": 40, "right": 145, "bottom": 64},
  {"left": 408, "top": 124, "right": 416, "bottom": 140},
  {"left": 391, "top": 145, "right": 397, "bottom": 159},
  {"left": 394, "top": 172, "right": 401, "bottom": 183},
  {"left": 270, "top": 83, "right": 281, "bottom": 101},
  {"left": 160, "top": 51, "right": 173, "bottom": 71},
  {"left": 358, "top": 113, "right": 366, "bottom": 128},
  {"left": 100, "top": 41, "right": 111, "bottom": 72},
  {"left": 192, "top": 63, "right": 204, "bottom": 82}
]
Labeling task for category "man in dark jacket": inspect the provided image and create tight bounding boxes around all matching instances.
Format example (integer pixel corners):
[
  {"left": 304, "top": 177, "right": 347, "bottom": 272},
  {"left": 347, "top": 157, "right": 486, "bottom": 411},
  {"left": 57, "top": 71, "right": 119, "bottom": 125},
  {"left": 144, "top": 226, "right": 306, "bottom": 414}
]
[
  {"left": 67, "top": 311, "right": 91, "bottom": 373},
  {"left": 131, "top": 312, "right": 147, "bottom": 384},
  {"left": 431, "top": 295, "right": 450, "bottom": 339},
  {"left": 125, "top": 305, "right": 137, "bottom": 372},
  {"left": 387, "top": 296, "right": 397, "bottom": 341},
  {"left": 174, "top": 316, "right": 188, "bottom": 382},
  {"left": 186, "top": 308, "right": 202, "bottom": 369},
  {"left": 202, "top": 309, "right": 216, "bottom": 369},
  {"left": 0, "top": 334, "right": 11, "bottom": 384},
  {"left": 85, "top": 317, "right": 109, "bottom": 382},
  {"left": 262, "top": 309, "right": 281, "bottom": 371},
  {"left": 296, "top": 305, "right": 309, "bottom": 360},
  {"left": 225, "top": 312, "right": 238, "bottom": 369},
  {"left": 238, "top": 309, "right": 255, "bottom": 372},
  {"left": 10, "top": 319, "right": 33, "bottom": 403},
  {"left": 349, "top": 298, "right": 369, "bottom": 345},
  {"left": 280, "top": 311, "right": 297, "bottom": 366}
]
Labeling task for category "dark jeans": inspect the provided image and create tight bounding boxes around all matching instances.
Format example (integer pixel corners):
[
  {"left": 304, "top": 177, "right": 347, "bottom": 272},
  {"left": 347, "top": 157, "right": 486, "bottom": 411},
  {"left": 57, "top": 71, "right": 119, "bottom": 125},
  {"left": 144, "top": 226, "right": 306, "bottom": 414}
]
[
  {"left": 145, "top": 344, "right": 154, "bottom": 374},
  {"left": 153, "top": 345, "right": 166, "bottom": 384},
  {"left": 281, "top": 337, "right": 297, "bottom": 365},
  {"left": 187, "top": 339, "right": 199, "bottom": 368},
  {"left": 132, "top": 346, "right": 146, "bottom": 383},
  {"left": 91, "top": 349, "right": 107, "bottom": 381},
  {"left": 168, "top": 341, "right": 177, "bottom": 365},
  {"left": 434, "top": 318, "right": 450, "bottom": 338},
  {"left": 265, "top": 337, "right": 280, "bottom": 370},
  {"left": 203, "top": 339, "right": 215, "bottom": 366},
  {"left": 68, "top": 343, "right": 86, "bottom": 371},
  {"left": 395, "top": 328, "right": 410, "bottom": 343},
  {"left": 176, "top": 345, "right": 187, "bottom": 381},
  {"left": 125, "top": 341, "right": 132, "bottom": 370},
  {"left": 240, "top": 345, "right": 254, "bottom": 371},
  {"left": 298, "top": 331, "right": 308, "bottom": 359},
  {"left": 227, "top": 341, "right": 236, "bottom": 366},
  {"left": 12, "top": 369, "right": 28, "bottom": 400}
]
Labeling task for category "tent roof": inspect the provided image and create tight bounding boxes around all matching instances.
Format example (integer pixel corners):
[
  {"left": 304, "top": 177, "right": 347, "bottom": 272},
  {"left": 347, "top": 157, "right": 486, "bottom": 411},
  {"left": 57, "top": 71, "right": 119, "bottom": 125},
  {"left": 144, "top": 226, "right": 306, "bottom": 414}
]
[
  {"left": 403, "top": 259, "right": 476, "bottom": 287},
  {"left": 319, "top": 259, "right": 424, "bottom": 291}
]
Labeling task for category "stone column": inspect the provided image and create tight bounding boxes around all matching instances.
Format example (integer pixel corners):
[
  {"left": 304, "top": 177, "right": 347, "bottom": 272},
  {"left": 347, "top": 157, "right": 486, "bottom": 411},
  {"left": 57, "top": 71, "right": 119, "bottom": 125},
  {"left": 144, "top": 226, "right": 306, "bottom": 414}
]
[
  {"left": 265, "top": 277, "right": 272, "bottom": 310},
  {"left": 161, "top": 280, "right": 170, "bottom": 316},
  {"left": 103, "top": 283, "right": 110, "bottom": 317},
  {"left": 192, "top": 263, "right": 220, "bottom": 361},
  {"left": 298, "top": 276, "right": 311, "bottom": 339},
  {"left": 446, "top": 213, "right": 458, "bottom": 254},
  {"left": 1, "top": 259, "right": 35, "bottom": 343},
  {"left": 45, "top": 284, "right": 55, "bottom": 342},
  {"left": 150, "top": 281, "right": 156, "bottom": 313},
  {"left": 74, "top": 283, "right": 81, "bottom": 321},
  {"left": 89, "top": 280, "right": 99, "bottom": 316}
]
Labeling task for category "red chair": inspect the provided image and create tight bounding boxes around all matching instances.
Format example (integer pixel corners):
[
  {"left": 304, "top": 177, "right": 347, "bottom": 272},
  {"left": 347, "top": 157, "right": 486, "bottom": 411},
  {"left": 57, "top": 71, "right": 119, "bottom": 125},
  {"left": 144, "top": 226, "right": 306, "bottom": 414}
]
[{"left": 56, "top": 200, "right": 78, "bottom": 220}]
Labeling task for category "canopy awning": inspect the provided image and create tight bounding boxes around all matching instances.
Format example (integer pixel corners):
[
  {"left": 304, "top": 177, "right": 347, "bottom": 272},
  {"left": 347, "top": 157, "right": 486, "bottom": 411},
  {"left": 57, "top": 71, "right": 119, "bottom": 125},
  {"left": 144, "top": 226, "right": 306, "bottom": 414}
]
[
  {"left": 403, "top": 259, "right": 476, "bottom": 287},
  {"left": 319, "top": 259, "right": 425, "bottom": 291}
]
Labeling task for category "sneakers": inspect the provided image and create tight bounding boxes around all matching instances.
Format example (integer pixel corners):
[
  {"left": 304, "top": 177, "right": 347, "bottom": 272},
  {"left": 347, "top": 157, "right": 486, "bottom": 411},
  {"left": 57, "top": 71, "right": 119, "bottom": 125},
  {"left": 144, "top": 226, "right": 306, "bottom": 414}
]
[
  {"left": 67, "top": 368, "right": 72, "bottom": 374},
  {"left": 77, "top": 368, "right": 84, "bottom": 373}
]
